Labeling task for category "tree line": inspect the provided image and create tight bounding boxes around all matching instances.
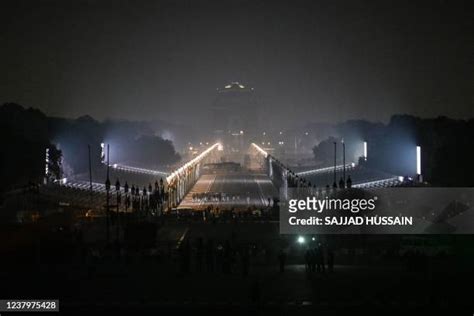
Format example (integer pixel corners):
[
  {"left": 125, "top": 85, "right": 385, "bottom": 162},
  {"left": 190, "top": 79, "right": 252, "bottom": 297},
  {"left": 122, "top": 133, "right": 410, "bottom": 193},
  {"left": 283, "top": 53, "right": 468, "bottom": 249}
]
[
  {"left": 312, "top": 115, "right": 474, "bottom": 187},
  {"left": 0, "top": 103, "right": 181, "bottom": 192}
]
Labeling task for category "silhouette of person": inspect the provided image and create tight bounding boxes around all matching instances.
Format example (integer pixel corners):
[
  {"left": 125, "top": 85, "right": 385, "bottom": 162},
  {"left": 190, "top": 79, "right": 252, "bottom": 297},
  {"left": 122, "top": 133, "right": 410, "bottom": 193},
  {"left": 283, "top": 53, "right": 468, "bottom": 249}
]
[
  {"left": 304, "top": 249, "right": 311, "bottom": 272},
  {"left": 339, "top": 177, "right": 345, "bottom": 189},
  {"left": 346, "top": 176, "right": 352, "bottom": 189},
  {"left": 317, "top": 244, "right": 325, "bottom": 273},
  {"left": 278, "top": 249, "right": 286, "bottom": 272},
  {"left": 327, "top": 247, "right": 335, "bottom": 273},
  {"left": 310, "top": 249, "right": 316, "bottom": 272}
]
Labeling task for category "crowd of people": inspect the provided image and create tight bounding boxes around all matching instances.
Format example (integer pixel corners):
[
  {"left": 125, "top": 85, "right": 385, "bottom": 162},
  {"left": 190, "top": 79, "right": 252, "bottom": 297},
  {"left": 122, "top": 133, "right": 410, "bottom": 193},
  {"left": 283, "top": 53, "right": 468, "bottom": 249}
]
[
  {"left": 304, "top": 244, "right": 335, "bottom": 273},
  {"left": 191, "top": 192, "right": 233, "bottom": 203},
  {"left": 107, "top": 179, "right": 166, "bottom": 216},
  {"left": 176, "top": 238, "right": 286, "bottom": 277}
]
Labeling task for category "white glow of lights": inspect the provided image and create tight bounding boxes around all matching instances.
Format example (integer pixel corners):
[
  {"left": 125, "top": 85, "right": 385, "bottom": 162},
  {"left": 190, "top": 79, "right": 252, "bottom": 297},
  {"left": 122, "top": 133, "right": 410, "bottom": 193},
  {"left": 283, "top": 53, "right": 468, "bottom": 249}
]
[
  {"left": 416, "top": 146, "right": 421, "bottom": 175},
  {"left": 251, "top": 143, "right": 268, "bottom": 158},
  {"left": 363, "top": 141, "right": 367, "bottom": 160},
  {"left": 113, "top": 164, "right": 168, "bottom": 176},
  {"left": 269, "top": 157, "right": 273, "bottom": 177},
  {"left": 312, "top": 237, "right": 316, "bottom": 241},
  {"left": 217, "top": 144, "right": 223, "bottom": 151},
  {"left": 352, "top": 177, "right": 402, "bottom": 189},
  {"left": 166, "top": 143, "right": 221, "bottom": 183},
  {"left": 45, "top": 148, "right": 49, "bottom": 176},
  {"left": 297, "top": 163, "right": 355, "bottom": 176},
  {"left": 240, "top": 130, "right": 244, "bottom": 135},
  {"left": 100, "top": 142, "right": 105, "bottom": 163},
  {"left": 398, "top": 176, "right": 404, "bottom": 182},
  {"left": 297, "top": 236, "right": 305, "bottom": 244}
]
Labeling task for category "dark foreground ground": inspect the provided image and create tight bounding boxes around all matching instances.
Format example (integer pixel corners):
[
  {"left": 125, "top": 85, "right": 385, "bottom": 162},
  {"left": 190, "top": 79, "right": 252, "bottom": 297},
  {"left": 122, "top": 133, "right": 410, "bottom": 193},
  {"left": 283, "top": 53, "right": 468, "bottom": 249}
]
[
  {"left": 1, "top": 220, "right": 474, "bottom": 315},
  {"left": 2, "top": 261, "right": 473, "bottom": 315}
]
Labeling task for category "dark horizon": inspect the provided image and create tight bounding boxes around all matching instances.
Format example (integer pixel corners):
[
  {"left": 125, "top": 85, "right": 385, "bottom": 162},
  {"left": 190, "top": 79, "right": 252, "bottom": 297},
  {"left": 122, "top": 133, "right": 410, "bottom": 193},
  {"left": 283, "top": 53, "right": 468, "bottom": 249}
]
[{"left": 1, "top": 0, "right": 473, "bottom": 127}]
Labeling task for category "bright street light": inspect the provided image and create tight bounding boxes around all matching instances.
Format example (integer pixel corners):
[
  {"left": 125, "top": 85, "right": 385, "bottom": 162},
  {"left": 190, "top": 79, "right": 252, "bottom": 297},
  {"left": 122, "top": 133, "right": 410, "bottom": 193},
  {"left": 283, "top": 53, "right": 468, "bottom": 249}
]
[
  {"left": 363, "top": 141, "right": 367, "bottom": 161},
  {"left": 416, "top": 145, "right": 421, "bottom": 175}
]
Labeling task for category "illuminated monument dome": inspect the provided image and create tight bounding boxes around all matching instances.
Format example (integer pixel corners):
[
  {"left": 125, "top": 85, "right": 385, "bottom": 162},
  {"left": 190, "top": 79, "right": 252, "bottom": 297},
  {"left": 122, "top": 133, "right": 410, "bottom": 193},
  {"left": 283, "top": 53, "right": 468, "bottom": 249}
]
[{"left": 211, "top": 82, "right": 260, "bottom": 151}]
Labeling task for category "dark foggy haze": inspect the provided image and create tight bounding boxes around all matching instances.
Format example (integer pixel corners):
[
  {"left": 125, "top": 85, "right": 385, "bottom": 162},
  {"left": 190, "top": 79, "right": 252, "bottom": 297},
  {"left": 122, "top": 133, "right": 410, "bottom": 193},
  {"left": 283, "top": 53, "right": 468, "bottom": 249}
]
[{"left": 1, "top": 0, "right": 472, "bottom": 127}]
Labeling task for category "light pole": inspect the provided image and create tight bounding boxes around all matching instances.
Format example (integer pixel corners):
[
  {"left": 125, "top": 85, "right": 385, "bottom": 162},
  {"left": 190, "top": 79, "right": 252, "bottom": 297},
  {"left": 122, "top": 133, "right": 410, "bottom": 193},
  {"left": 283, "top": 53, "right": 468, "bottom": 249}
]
[
  {"left": 416, "top": 145, "right": 422, "bottom": 183},
  {"left": 105, "top": 144, "right": 110, "bottom": 243},
  {"left": 363, "top": 141, "right": 367, "bottom": 161},
  {"left": 115, "top": 179, "right": 121, "bottom": 243},
  {"left": 333, "top": 142, "right": 337, "bottom": 188},
  {"left": 88, "top": 144, "right": 93, "bottom": 206},
  {"left": 124, "top": 182, "right": 129, "bottom": 214},
  {"left": 141, "top": 186, "right": 145, "bottom": 216},
  {"left": 159, "top": 178, "right": 164, "bottom": 214},
  {"left": 342, "top": 139, "right": 346, "bottom": 185}
]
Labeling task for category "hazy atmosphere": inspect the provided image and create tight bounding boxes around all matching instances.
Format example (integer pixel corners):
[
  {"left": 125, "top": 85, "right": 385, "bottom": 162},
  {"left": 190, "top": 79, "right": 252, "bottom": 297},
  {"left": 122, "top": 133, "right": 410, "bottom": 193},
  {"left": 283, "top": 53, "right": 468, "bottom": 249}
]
[
  {"left": 2, "top": 0, "right": 472, "bottom": 127},
  {"left": 2, "top": 1, "right": 474, "bottom": 314}
]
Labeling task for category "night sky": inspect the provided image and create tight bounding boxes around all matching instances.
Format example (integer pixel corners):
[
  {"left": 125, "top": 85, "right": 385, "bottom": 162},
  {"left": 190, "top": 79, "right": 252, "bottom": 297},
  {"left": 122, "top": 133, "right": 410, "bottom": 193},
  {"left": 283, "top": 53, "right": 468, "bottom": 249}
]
[{"left": 1, "top": 0, "right": 472, "bottom": 126}]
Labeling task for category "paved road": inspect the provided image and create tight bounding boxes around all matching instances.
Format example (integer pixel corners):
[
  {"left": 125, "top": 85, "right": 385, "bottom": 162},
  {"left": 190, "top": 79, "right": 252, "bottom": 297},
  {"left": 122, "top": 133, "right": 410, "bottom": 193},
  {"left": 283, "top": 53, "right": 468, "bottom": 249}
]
[{"left": 178, "top": 172, "right": 278, "bottom": 211}]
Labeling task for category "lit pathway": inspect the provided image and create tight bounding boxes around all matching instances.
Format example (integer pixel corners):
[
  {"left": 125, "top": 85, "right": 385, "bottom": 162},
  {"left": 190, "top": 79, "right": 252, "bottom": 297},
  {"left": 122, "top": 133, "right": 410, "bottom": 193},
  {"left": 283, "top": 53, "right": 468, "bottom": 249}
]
[{"left": 177, "top": 172, "right": 278, "bottom": 211}]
